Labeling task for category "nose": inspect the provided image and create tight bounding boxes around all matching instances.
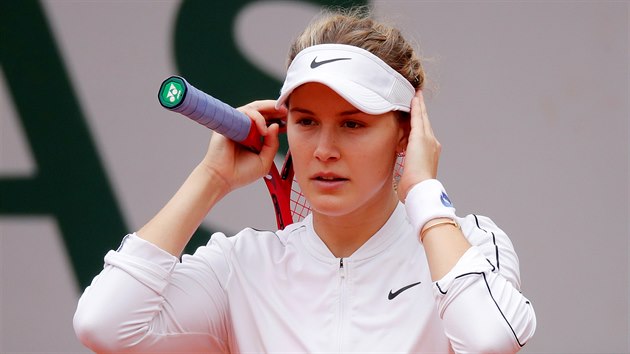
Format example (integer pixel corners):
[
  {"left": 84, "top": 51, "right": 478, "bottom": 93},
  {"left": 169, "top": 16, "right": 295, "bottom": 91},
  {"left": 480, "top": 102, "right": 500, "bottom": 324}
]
[{"left": 313, "top": 128, "right": 340, "bottom": 161}]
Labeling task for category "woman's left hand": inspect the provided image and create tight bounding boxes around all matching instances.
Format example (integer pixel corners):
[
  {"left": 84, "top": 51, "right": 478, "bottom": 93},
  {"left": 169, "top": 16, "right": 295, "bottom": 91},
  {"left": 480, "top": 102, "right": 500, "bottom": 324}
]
[{"left": 397, "top": 90, "right": 442, "bottom": 202}]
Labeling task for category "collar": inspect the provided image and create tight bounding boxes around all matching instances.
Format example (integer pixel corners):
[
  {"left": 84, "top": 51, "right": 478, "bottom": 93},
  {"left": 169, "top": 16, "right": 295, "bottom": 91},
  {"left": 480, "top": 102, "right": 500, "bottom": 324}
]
[{"left": 301, "top": 202, "right": 411, "bottom": 263}]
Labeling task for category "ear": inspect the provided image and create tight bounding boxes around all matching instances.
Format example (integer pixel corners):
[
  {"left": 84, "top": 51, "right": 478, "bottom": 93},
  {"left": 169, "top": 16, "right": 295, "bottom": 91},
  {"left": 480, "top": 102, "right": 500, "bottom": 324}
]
[{"left": 396, "top": 112, "right": 411, "bottom": 155}]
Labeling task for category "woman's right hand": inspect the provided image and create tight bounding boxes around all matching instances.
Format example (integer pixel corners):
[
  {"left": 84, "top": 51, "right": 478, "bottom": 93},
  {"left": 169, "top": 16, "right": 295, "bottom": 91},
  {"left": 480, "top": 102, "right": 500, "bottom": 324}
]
[
  {"left": 199, "top": 99, "right": 287, "bottom": 194},
  {"left": 136, "top": 100, "right": 286, "bottom": 256}
]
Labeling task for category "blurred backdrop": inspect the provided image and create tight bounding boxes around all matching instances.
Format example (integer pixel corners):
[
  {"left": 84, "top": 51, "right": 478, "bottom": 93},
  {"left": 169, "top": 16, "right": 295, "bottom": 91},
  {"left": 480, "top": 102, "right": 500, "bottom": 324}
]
[{"left": 0, "top": 1, "right": 628, "bottom": 352}]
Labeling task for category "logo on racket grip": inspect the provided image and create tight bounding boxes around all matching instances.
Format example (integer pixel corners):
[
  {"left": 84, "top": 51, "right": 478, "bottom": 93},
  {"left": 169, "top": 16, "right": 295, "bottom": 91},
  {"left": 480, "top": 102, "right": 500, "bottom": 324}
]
[{"left": 159, "top": 77, "right": 185, "bottom": 108}]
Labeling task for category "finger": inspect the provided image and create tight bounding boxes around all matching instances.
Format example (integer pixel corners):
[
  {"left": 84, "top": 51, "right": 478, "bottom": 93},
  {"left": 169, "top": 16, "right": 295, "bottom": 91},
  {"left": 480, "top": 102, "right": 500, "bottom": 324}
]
[
  {"left": 409, "top": 93, "right": 424, "bottom": 135},
  {"left": 259, "top": 123, "right": 280, "bottom": 170},
  {"left": 240, "top": 100, "right": 288, "bottom": 136},
  {"left": 252, "top": 111, "right": 270, "bottom": 137},
  {"left": 243, "top": 99, "right": 277, "bottom": 111},
  {"left": 239, "top": 107, "right": 269, "bottom": 137},
  {"left": 416, "top": 91, "right": 435, "bottom": 138},
  {"left": 246, "top": 100, "right": 288, "bottom": 120}
]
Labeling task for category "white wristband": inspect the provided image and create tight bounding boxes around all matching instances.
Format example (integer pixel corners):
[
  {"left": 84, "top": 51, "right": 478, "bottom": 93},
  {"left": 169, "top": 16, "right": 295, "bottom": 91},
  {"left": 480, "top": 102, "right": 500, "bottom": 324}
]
[{"left": 404, "top": 179, "right": 457, "bottom": 238}]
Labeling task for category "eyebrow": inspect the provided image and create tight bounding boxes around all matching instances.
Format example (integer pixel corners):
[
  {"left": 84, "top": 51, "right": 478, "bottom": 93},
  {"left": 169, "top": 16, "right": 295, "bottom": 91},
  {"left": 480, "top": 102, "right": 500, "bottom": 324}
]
[{"left": 289, "top": 107, "right": 363, "bottom": 116}]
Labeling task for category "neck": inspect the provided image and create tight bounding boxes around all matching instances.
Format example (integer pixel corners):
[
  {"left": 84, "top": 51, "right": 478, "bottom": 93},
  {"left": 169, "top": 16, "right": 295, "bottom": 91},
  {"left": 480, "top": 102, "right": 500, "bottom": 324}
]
[{"left": 312, "top": 191, "right": 399, "bottom": 258}]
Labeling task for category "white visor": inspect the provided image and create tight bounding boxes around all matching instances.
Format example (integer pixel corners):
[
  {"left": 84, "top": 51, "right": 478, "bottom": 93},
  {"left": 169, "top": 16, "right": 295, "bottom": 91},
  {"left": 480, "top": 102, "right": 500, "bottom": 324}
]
[{"left": 276, "top": 44, "right": 415, "bottom": 114}]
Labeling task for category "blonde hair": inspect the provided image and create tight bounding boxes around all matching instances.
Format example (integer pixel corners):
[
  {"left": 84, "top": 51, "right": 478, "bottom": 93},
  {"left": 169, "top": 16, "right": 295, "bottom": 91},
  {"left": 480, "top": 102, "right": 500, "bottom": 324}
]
[{"left": 287, "top": 7, "right": 424, "bottom": 91}]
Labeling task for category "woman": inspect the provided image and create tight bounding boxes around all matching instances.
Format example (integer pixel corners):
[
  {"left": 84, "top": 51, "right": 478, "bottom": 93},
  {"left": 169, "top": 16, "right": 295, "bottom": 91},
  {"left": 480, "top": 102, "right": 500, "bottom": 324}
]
[{"left": 74, "top": 8, "right": 536, "bottom": 353}]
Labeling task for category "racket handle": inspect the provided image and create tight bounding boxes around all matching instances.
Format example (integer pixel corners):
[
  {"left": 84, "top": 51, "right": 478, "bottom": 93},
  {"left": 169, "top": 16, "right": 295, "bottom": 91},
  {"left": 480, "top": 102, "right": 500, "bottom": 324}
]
[{"left": 158, "top": 76, "right": 262, "bottom": 152}]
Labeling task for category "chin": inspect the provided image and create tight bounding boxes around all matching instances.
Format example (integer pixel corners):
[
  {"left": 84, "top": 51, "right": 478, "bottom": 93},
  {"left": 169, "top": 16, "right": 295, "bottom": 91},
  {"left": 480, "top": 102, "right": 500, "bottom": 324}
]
[{"left": 307, "top": 195, "right": 357, "bottom": 218}]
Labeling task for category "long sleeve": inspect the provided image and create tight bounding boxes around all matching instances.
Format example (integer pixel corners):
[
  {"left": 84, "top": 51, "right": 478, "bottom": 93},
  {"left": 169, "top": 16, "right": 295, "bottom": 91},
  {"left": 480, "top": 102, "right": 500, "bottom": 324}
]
[
  {"left": 433, "top": 214, "right": 537, "bottom": 353},
  {"left": 73, "top": 233, "right": 232, "bottom": 353}
]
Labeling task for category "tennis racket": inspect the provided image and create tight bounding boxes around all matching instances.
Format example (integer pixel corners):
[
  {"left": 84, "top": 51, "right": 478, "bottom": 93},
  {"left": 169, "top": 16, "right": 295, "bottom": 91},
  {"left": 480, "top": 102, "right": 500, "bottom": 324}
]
[
  {"left": 157, "top": 75, "right": 404, "bottom": 230},
  {"left": 158, "top": 76, "right": 306, "bottom": 229}
]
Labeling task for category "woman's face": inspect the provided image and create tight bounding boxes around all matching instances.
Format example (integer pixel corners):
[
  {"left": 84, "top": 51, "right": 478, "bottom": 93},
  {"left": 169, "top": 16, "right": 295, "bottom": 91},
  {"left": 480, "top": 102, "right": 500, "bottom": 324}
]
[{"left": 287, "top": 83, "right": 407, "bottom": 219}]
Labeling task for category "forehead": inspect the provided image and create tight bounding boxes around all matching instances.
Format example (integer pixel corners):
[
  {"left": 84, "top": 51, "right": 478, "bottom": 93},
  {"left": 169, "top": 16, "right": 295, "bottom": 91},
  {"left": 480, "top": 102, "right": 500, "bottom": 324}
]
[
  {"left": 288, "top": 83, "right": 402, "bottom": 125},
  {"left": 288, "top": 83, "right": 361, "bottom": 112}
]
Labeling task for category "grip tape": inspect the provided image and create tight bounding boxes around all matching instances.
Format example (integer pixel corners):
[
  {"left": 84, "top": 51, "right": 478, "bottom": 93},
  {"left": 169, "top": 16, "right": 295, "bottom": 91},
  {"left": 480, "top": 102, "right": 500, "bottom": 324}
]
[{"left": 158, "top": 76, "right": 252, "bottom": 143}]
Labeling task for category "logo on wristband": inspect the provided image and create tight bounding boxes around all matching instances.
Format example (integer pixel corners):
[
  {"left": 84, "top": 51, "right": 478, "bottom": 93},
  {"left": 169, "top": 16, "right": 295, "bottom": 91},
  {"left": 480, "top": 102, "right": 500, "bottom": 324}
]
[{"left": 440, "top": 191, "right": 453, "bottom": 207}]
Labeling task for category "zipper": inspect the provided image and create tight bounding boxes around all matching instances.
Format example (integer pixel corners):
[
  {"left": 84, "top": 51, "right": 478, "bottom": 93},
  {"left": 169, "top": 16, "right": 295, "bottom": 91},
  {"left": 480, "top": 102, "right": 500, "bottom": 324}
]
[
  {"left": 337, "top": 258, "right": 346, "bottom": 351},
  {"left": 339, "top": 258, "right": 345, "bottom": 278}
]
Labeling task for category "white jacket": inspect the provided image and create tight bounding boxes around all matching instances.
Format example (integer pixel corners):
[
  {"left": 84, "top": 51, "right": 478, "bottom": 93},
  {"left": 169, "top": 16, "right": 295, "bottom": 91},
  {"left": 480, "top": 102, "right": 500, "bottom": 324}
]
[{"left": 74, "top": 203, "right": 536, "bottom": 353}]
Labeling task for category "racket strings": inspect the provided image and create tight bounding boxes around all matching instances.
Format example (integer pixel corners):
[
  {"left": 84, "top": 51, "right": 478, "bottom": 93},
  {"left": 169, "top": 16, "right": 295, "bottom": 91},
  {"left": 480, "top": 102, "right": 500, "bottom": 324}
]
[
  {"left": 289, "top": 156, "right": 405, "bottom": 223},
  {"left": 290, "top": 183, "right": 310, "bottom": 222}
]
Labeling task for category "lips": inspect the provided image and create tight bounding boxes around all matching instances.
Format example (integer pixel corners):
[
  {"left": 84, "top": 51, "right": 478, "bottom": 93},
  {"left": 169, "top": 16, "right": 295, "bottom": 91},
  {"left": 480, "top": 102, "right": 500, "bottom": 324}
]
[
  {"left": 312, "top": 173, "right": 348, "bottom": 182},
  {"left": 315, "top": 176, "right": 348, "bottom": 182},
  {"left": 309, "top": 172, "right": 349, "bottom": 191}
]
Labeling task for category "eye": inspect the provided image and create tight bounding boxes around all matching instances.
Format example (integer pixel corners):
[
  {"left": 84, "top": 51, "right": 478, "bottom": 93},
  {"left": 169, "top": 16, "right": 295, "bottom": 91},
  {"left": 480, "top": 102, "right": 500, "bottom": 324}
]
[
  {"left": 342, "top": 120, "right": 364, "bottom": 129},
  {"left": 297, "top": 118, "right": 315, "bottom": 126}
]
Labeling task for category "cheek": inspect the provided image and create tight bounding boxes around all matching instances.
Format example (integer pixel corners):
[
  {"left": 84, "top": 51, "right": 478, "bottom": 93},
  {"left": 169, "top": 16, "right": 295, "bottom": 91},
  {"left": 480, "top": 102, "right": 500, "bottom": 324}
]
[
  {"left": 361, "top": 137, "right": 398, "bottom": 178},
  {"left": 347, "top": 139, "right": 391, "bottom": 172},
  {"left": 367, "top": 150, "right": 397, "bottom": 180}
]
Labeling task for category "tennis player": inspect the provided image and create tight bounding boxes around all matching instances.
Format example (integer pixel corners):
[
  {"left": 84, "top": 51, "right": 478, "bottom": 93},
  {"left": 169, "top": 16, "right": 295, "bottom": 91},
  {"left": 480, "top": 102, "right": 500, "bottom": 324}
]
[{"left": 74, "top": 8, "right": 536, "bottom": 353}]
